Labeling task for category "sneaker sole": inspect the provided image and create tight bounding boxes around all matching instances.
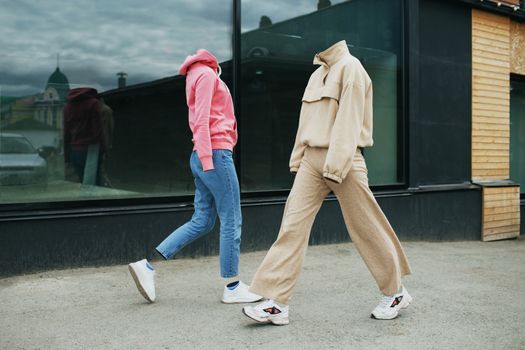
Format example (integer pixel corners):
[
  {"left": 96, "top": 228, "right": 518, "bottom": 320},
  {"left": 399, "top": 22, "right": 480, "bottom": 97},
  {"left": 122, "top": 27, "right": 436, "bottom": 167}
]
[
  {"left": 128, "top": 264, "right": 154, "bottom": 303},
  {"left": 242, "top": 307, "right": 289, "bottom": 326},
  {"left": 371, "top": 293, "right": 413, "bottom": 320},
  {"left": 221, "top": 296, "right": 264, "bottom": 304}
]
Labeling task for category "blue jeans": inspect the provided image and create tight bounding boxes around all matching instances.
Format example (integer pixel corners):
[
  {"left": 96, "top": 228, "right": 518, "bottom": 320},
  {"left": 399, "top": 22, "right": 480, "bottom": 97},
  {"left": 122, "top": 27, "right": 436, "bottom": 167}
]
[{"left": 156, "top": 150, "right": 242, "bottom": 278}]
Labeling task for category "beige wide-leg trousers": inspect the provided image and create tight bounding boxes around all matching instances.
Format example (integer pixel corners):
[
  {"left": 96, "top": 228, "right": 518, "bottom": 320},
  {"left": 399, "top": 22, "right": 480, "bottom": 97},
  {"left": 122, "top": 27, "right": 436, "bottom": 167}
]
[{"left": 249, "top": 147, "right": 412, "bottom": 304}]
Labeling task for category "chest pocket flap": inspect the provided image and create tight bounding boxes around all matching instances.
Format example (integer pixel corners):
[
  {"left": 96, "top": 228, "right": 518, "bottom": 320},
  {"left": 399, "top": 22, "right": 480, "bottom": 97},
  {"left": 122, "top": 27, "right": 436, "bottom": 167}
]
[{"left": 301, "top": 81, "right": 342, "bottom": 103}]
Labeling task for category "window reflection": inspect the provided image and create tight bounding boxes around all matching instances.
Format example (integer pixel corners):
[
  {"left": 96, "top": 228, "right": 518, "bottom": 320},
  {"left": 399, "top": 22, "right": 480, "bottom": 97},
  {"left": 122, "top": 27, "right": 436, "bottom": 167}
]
[
  {"left": 0, "top": 1, "right": 232, "bottom": 203},
  {"left": 240, "top": 0, "right": 402, "bottom": 191},
  {"left": 0, "top": 0, "right": 403, "bottom": 204}
]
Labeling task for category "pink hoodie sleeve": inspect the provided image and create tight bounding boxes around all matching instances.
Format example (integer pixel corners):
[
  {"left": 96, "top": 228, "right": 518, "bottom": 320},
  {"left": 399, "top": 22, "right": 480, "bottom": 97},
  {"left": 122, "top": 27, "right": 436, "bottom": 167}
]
[{"left": 193, "top": 70, "right": 216, "bottom": 171}]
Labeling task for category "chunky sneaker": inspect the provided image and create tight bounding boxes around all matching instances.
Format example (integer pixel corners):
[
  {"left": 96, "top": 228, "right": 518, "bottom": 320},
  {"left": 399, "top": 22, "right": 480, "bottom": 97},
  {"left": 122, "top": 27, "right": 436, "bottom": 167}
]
[
  {"left": 221, "top": 281, "right": 263, "bottom": 304},
  {"left": 371, "top": 286, "right": 412, "bottom": 320},
  {"left": 128, "top": 259, "right": 156, "bottom": 302},
  {"left": 243, "top": 299, "right": 289, "bottom": 325}
]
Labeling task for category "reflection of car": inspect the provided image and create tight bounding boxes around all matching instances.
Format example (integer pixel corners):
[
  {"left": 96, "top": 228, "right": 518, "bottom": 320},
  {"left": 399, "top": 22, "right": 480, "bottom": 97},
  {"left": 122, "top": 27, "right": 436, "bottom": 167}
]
[
  {"left": 37, "top": 145, "right": 59, "bottom": 159},
  {"left": 0, "top": 133, "right": 48, "bottom": 185}
]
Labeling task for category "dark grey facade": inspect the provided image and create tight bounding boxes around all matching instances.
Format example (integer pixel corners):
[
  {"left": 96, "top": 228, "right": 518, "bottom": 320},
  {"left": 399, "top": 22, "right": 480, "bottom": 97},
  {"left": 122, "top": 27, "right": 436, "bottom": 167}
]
[{"left": 0, "top": 0, "right": 523, "bottom": 276}]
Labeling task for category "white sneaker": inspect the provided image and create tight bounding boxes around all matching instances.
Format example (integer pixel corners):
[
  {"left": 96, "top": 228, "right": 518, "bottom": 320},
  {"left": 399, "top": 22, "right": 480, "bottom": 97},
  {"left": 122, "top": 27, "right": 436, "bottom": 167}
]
[
  {"left": 128, "top": 259, "right": 156, "bottom": 302},
  {"left": 243, "top": 299, "right": 289, "bottom": 325},
  {"left": 221, "top": 281, "right": 263, "bottom": 304},
  {"left": 371, "top": 286, "right": 412, "bottom": 320}
]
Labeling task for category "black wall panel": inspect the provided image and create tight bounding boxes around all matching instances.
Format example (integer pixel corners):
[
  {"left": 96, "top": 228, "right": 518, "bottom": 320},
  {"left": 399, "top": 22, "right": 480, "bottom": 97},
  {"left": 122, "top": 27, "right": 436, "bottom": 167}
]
[
  {"left": 410, "top": 0, "right": 472, "bottom": 186},
  {"left": 0, "top": 189, "right": 482, "bottom": 276}
]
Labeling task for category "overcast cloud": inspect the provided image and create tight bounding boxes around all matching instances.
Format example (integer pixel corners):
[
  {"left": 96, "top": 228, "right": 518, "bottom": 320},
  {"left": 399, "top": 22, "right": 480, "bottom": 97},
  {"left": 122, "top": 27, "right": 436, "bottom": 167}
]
[
  {"left": 0, "top": 0, "right": 346, "bottom": 97},
  {"left": 241, "top": 0, "right": 346, "bottom": 32}
]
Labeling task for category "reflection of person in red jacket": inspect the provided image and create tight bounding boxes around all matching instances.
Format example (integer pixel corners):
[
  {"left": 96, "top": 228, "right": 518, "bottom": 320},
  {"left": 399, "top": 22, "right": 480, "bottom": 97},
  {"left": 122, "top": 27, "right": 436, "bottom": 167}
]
[{"left": 63, "top": 87, "right": 106, "bottom": 184}]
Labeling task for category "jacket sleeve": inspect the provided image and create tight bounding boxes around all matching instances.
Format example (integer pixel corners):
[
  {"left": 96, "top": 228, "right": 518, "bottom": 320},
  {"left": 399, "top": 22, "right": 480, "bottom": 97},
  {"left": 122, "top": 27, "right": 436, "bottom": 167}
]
[
  {"left": 289, "top": 107, "right": 307, "bottom": 173},
  {"left": 193, "top": 70, "right": 216, "bottom": 171},
  {"left": 322, "top": 80, "right": 367, "bottom": 183}
]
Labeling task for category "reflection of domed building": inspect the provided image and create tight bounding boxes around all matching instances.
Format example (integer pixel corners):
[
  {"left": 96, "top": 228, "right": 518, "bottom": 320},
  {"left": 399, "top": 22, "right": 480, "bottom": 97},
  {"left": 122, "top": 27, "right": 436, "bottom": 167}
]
[
  {"left": 46, "top": 67, "right": 70, "bottom": 100},
  {"left": 34, "top": 65, "right": 70, "bottom": 129},
  {"left": 0, "top": 63, "right": 70, "bottom": 151}
]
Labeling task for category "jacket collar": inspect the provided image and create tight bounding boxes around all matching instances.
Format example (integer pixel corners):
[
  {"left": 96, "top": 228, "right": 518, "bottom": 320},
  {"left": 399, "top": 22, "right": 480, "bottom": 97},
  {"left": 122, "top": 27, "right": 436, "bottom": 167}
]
[{"left": 313, "top": 40, "right": 350, "bottom": 66}]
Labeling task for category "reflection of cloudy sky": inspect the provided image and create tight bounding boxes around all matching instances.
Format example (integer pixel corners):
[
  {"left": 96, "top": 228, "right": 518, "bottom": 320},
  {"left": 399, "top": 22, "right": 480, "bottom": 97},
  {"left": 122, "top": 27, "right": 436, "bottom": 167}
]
[
  {"left": 0, "top": 0, "right": 349, "bottom": 97},
  {"left": 0, "top": 0, "right": 232, "bottom": 97},
  {"left": 241, "top": 0, "right": 347, "bottom": 32}
]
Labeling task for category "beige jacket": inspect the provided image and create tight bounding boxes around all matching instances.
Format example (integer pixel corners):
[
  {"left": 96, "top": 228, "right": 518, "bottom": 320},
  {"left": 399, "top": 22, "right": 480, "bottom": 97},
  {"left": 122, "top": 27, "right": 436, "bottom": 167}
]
[{"left": 289, "top": 40, "right": 373, "bottom": 184}]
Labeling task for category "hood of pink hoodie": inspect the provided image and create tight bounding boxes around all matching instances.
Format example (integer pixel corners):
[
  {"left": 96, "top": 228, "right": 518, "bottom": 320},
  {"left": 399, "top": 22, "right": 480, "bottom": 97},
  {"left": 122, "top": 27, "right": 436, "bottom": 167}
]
[{"left": 178, "top": 49, "right": 219, "bottom": 76}]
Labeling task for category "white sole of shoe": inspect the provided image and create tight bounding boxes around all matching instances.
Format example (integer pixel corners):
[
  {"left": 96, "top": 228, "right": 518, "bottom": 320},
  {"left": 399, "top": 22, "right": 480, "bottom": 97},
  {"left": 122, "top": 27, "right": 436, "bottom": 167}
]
[
  {"left": 221, "top": 296, "right": 263, "bottom": 304},
  {"left": 128, "top": 264, "right": 154, "bottom": 303},
  {"left": 242, "top": 307, "right": 289, "bottom": 326},
  {"left": 371, "top": 293, "right": 413, "bottom": 320}
]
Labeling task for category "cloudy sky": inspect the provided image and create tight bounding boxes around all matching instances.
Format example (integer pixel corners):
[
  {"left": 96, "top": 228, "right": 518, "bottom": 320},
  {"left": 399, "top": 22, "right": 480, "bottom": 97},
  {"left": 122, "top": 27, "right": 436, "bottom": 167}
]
[
  {"left": 241, "top": 0, "right": 346, "bottom": 32},
  {"left": 0, "top": 0, "right": 346, "bottom": 97}
]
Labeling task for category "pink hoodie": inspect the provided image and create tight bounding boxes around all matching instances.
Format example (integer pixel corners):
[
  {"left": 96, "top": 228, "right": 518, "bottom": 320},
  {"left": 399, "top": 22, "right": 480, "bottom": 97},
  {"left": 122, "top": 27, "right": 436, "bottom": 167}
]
[{"left": 179, "top": 49, "right": 237, "bottom": 171}]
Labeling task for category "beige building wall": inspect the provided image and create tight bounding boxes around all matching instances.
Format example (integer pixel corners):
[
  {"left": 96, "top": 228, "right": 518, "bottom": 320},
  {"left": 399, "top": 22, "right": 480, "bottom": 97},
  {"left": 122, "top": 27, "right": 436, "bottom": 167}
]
[
  {"left": 471, "top": 9, "right": 520, "bottom": 241},
  {"left": 472, "top": 10, "right": 510, "bottom": 181},
  {"left": 510, "top": 20, "right": 525, "bottom": 75}
]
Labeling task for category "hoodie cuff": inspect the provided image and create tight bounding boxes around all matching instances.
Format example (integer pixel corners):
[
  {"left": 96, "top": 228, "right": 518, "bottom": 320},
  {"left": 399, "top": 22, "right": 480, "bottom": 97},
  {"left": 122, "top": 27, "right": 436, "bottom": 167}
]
[
  {"left": 323, "top": 172, "right": 342, "bottom": 184},
  {"left": 201, "top": 155, "right": 214, "bottom": 171}
]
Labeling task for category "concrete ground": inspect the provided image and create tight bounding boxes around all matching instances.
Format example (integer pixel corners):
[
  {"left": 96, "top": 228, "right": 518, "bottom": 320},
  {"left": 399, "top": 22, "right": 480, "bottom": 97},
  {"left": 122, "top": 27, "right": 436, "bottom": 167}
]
[{"left": 1, "top": 240, "right": 524, "bottom": 350}]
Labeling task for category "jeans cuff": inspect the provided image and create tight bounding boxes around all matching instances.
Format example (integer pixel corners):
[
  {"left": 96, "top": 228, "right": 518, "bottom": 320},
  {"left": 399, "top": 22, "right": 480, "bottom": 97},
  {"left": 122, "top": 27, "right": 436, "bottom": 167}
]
[
  {"left": 221, "top": 272, "right": 239, "bottom": 279},
  {"left": 155, "top": 247, "right": 169, "bottom": 260}
]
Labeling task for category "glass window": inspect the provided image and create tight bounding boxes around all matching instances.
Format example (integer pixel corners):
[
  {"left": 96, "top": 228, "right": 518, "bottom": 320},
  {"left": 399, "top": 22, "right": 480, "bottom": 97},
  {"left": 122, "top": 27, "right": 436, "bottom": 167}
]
[
  {"left": 510, "top": 79, "right": 525, "bottom": 192},
  {"left": 0, "top": 1, "right": 232, "bottom": 204},
  {"left": 240, "top": 0, "right": 403, "bottom": 191}
]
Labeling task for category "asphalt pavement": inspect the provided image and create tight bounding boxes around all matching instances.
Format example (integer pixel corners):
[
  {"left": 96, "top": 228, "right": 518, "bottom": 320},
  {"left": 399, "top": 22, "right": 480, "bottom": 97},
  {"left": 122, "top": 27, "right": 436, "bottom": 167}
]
[{"left": 1, "top": 239, "right": 524, "bottom": 350}]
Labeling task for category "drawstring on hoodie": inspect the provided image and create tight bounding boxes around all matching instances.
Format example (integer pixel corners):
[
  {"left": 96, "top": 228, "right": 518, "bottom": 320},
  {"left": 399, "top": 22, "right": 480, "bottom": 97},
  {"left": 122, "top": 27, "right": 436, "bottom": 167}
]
[{"left": 217, "top": 65, "right": 222, "bottom": 77}]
